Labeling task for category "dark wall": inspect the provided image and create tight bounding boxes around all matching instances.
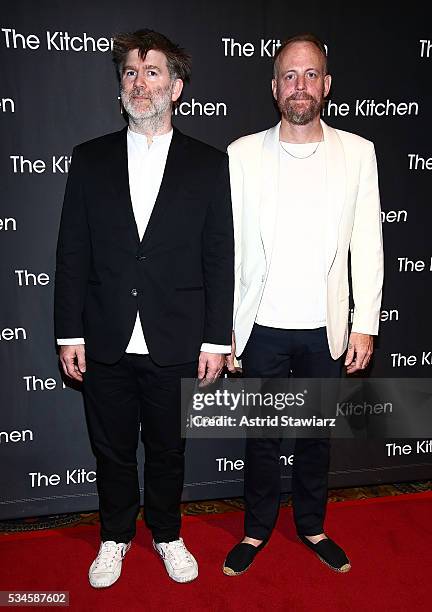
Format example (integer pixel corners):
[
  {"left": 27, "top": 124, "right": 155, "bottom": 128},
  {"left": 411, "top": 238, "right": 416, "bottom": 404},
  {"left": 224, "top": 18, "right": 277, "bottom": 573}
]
[{"left": 1, "top": 1, "right": 431, "bottom": 518}]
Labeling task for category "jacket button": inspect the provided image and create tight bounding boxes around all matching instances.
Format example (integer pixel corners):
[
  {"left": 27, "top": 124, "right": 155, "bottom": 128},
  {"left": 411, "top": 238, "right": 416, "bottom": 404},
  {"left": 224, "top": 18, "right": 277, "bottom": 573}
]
[
  {"left": 131, "top": 288, "right": 138, "bottom": 297},
  {"left": 136, "top": 255, "right": 146, "bottom": 261}
]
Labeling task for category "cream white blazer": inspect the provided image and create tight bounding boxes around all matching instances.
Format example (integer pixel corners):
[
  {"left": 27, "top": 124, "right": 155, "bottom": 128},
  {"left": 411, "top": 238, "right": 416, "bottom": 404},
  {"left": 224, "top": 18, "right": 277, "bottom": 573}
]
[{"left": 228, "top": 120, "right": 384, "bottom": 360}]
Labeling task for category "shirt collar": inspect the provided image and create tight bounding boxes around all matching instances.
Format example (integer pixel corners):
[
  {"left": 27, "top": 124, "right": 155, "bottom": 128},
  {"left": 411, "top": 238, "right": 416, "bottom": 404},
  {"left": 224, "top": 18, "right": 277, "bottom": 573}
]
[{"left": 127, "top": 127, "right": 173, "bottom": 150}]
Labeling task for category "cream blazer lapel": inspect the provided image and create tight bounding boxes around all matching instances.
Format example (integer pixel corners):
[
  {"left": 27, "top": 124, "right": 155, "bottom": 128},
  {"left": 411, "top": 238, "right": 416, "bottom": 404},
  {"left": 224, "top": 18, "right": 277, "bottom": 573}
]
[
  {"left": 259, "top": 122, "right": 281, "bottom": 272},
  {"left": 321, "top": 120, "right": 347, "bottom": 274}
]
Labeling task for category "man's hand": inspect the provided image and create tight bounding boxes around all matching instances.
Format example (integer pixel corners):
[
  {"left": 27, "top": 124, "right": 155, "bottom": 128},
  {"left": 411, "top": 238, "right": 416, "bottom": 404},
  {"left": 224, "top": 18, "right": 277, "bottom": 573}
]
[
  {"left": 225, "top": 331, "right": 237, "bottom": 373},
  {"left": 344, "top": 332, "right": 374, "bottom": 374},
  {"left": 59, "top": 345, "right": 86, "bottom": 382},
  {"left": 197, "top": 352, "right": 225, "bottom": 387}
]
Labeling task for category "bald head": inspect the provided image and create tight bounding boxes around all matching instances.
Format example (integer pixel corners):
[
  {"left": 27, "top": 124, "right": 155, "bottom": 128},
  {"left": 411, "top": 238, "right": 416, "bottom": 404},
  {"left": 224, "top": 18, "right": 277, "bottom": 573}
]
[{"left": 273, "top": 34, "right": 327, "bottom": 78}]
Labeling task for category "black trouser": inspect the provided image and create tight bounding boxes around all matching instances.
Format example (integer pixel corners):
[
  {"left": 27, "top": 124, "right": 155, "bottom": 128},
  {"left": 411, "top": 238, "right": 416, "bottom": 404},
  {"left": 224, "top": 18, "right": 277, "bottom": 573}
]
[
  {"left": 241, "top": 324, "right": 342, "bottom": 540},
  {"left": 82, "top": 353, "right": 197, "bottom": 544}
]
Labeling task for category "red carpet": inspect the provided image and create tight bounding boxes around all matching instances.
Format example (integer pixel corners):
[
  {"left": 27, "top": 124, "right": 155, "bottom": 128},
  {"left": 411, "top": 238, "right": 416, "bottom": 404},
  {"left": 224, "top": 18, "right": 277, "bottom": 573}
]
[{"left": 1, "top": 492, "right": 431, "bottom": 611}]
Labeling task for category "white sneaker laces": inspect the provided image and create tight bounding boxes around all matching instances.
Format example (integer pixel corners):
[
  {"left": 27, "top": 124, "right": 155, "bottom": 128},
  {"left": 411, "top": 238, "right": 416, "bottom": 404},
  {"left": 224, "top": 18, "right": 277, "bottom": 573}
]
[
  {"left": 94, "top": 541, "right": 125, "bottom": 571},
  {"left": 160, "top": 539, "right": 194, "bottom": 569}
]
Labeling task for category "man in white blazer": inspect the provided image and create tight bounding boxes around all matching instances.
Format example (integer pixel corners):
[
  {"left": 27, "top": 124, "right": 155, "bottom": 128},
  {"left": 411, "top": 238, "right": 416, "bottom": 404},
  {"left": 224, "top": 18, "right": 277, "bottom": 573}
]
[{"left": 223, "top": 33, "right": 383, "bottom": 575}]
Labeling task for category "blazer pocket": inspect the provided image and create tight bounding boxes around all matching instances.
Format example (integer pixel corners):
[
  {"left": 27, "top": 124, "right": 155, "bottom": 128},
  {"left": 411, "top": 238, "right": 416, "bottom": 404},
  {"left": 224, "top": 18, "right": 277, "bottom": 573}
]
[
  {"left": 175, "top": 286, "right": 204, "bottom": 291},
  {"left": 88, "top": 279, "right": 102, "bottom": 286}
]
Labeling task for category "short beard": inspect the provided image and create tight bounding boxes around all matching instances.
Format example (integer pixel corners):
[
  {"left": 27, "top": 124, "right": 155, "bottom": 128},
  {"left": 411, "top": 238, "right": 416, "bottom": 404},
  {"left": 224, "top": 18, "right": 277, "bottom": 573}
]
[
  {"left": 278, "top": 91, "right": 324, "bottom": 126},
  {"left": 121, "top": 83, "right": 173, "bottom": 133}
]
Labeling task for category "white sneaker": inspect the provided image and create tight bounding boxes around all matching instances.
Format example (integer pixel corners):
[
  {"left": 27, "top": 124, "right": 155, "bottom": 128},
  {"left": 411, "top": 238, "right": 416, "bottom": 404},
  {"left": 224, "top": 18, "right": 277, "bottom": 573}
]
[
  {"left": 153, "top": 537, "right": 198, "bottom": 583},
  {"left": 88, "top": 540, "right": 131, "bottom": 588}
]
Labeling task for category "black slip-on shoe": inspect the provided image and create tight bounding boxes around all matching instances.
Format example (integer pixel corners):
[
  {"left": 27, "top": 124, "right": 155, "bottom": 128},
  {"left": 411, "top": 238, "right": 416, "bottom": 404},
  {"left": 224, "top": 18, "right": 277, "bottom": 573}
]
[
  {"left": 297, "top": 534, "right": 351, "bottom": 573},
  {"left": 222, "top": 540, "right": 267, "bottom": 576}
]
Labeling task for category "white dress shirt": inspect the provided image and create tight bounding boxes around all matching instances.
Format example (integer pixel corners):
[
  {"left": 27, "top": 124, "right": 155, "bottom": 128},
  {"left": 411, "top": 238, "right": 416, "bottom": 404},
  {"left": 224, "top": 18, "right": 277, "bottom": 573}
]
[
  {"left": 256, "top": 140, "right": 327, "bottom": 329},
  {"left": 125, "top": 128, "right": 172, "bottom": 353},
  {"left": 57, "top": 127, "right": 230, "bottom": 354}
]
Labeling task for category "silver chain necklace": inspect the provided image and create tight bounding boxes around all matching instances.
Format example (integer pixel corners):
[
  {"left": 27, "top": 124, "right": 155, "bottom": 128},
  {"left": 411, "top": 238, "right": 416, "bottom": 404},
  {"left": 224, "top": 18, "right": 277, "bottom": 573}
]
[{"left": 279, "top": 138, "right": 322, "bottom": 159}]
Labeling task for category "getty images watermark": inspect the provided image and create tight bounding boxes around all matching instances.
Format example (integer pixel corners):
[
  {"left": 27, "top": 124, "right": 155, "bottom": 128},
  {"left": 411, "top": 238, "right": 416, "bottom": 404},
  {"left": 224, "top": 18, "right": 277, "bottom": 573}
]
[{"left": 180, "top": 377, "right": 432, "bottom": 438}]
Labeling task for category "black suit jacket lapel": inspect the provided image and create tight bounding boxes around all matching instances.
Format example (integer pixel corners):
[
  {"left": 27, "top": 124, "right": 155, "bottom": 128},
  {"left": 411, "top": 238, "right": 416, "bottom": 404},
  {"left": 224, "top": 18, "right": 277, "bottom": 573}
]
[
  {"left": 109, "top": 127, "right": 140, "bottom": 247},
  {"left": 107, "top": 126, "right": 189, "bottom": 250},
  {"left": 140, "top": 128, "right": 189, "bottom": 248}
]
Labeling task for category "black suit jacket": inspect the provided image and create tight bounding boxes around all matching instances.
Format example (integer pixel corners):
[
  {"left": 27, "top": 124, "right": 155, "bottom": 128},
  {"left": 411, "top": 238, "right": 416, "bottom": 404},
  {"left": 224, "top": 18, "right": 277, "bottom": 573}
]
[{"left": 54, "top": 127, "right": 234, "bottom": 365}]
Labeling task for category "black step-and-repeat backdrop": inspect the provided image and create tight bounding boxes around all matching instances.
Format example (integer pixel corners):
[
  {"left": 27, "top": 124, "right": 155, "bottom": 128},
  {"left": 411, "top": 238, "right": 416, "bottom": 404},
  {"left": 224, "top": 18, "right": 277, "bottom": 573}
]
[{"left": 1, "top": 1, "right": 431, "bottom": 519}]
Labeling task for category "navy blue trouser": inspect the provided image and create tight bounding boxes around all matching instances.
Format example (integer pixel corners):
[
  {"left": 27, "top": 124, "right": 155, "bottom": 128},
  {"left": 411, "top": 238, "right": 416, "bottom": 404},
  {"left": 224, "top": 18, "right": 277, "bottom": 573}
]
[{"left": 241, "top": 324, "right": 342, "bottom": 539}]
